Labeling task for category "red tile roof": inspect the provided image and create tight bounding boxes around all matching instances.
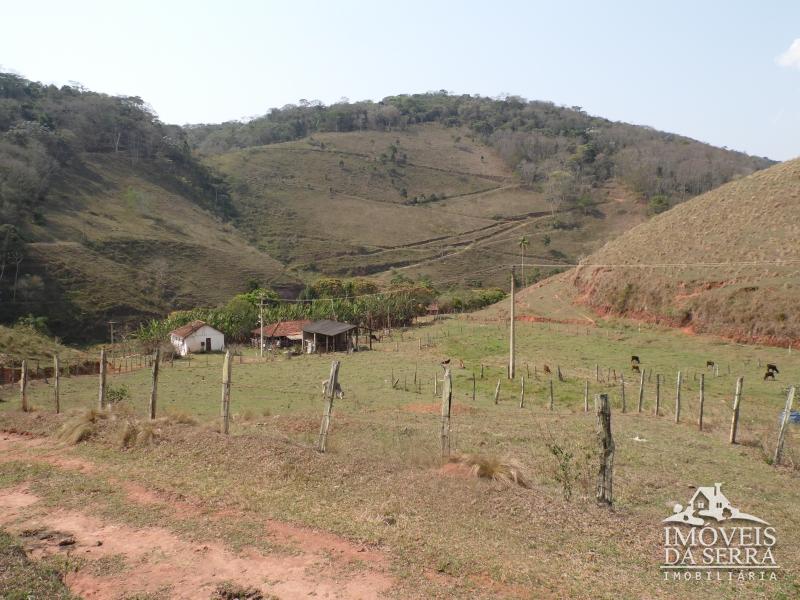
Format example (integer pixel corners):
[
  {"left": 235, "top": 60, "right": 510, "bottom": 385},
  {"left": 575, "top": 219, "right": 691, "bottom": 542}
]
[
  {"left": 252, "top": 320, "right": 311, "bottom": 338},
  {"left": 170, "top": 320, "right": 210, "bottom": 338}
]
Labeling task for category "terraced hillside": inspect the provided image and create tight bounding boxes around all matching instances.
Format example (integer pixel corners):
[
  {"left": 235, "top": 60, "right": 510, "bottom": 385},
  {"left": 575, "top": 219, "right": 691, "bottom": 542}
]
[
  {"left": 565, "top": 158, "right": 800, "bottom": 344},
  {"left": 210, "top": 124, "right": 651, "bottom": 289}
]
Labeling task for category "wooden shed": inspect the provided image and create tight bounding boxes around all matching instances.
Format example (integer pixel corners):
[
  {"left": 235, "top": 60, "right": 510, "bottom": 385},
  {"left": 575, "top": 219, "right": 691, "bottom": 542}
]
[
  {"left": 251, "top": 319, "right": 310, "bottom": 349},
  {"left": 302, "top": 320, "right": 357, "bottom": 353}
]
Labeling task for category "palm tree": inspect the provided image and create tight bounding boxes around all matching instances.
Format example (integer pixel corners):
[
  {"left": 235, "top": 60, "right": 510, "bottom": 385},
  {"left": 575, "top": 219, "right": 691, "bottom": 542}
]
[{"left": 518, "top": 236, "right": 529, "bottom": 285}]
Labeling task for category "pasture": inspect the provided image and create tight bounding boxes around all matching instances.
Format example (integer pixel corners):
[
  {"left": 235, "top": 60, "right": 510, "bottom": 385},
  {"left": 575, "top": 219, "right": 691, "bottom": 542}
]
[{"left": 1, "top": 315, "right": 799, "bottom": 599}]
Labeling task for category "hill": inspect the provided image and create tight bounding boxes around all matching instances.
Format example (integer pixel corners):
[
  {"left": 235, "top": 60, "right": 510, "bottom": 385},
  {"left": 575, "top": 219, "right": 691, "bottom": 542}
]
[
  {"left": 1, "top": 76, "right": 775, "bottom": 341},
  {"left": 1, "top": 73, "right": 295, "bottom": 340},
  {"left": 565, "top": 158, "right": 800, "bottom": 344}
]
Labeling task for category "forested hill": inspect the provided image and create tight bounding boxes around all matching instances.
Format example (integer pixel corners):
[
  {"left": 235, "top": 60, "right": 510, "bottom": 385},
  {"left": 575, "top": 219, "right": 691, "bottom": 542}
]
[
  {"left": 186, "top": 93, "right": 773, "bottom": 208},
  {"left": 0, "top": 72, "right": 293, "bottom": 340}
]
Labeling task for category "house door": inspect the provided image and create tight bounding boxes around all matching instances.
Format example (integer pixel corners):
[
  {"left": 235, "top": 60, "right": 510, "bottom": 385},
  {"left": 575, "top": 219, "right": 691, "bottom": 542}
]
[{"left": 206, "top": 337, "right": 212, "bottom": 352}]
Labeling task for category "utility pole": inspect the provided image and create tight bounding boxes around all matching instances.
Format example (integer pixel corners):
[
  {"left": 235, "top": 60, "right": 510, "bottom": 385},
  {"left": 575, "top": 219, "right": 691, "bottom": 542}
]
[
  {"left": 259, "top": 295, "right": 265, "bottom": 358},
  {"left": 108, "top": 321, "right": 117, "bottom": 346},
  {"left": 508, "top": 268, "right": 515, "bottom": 379}
]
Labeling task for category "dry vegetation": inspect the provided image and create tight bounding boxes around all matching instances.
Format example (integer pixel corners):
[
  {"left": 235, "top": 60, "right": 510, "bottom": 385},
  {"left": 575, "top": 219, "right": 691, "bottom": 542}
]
[{"left": 570, "top": 158, "right": 800, "bottom": 344}]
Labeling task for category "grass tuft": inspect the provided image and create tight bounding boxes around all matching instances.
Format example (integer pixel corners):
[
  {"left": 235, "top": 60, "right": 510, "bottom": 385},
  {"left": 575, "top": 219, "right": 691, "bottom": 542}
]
[
  {"left": 56, "top": 409, "right": 107, "bottom": 445},
  {"left": 448, "top": 453, "right": 530, "bottom": 488}
]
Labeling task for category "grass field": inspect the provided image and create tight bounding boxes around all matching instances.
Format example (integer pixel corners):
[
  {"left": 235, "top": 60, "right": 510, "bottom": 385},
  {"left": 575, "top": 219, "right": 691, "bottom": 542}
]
[{"left": 1, "top": 312, "right": 799, "bottom": 598}]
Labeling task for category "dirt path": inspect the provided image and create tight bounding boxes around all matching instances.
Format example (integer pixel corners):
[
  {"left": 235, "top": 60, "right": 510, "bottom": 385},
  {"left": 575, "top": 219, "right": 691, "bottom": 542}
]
[{"left": 0, "top": 433, "right": 394, "bottom": 599}]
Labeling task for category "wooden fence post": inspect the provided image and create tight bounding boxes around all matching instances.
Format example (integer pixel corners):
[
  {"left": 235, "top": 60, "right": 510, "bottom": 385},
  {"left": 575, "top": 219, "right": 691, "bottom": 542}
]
[
  {"left": 149, "top": 348, "right": 160, "bottom": 420},
  {"left": 595, "top": 393, "right": 614, "bottom": 506},
  {"left": 774, "top": 386, "right": 796, "bottom": 465},
  {"left": 730, "top": 377, "right": 743, "bottom": 444},
  {"left": 53, "top": 355, "right": 60, "bottom": 414},
  {"left": 654, "top": 374, "right": 661, "bottom": 416},
  {"left": 620, "top": 374, "right": 626, "bottom": 413},
  {"left": 472, "top": 370, "right": 476, "bottom": 402},
  {"left": 584, "top": 380, "right": 589, "bottom": 412},
  {"left": 519, "top": 376, "right": 525, "bottom": 408},
  {"left": 698, "top": 373, "right": 705, "bottom": 431},
  {"left": 20, "top": 360, "right": 29, "bottom": 412},
  {"left": 440, "top": 367, "right": 452, "bottom": 457},
  {"left": 637, "top": 368, "right": 645, "bottom": 413},
  {"left": 493, "top": 378, "right": 501, "bottom": 405},
  {"left": 433, "top": 373, "right": 437, "bottom": 397},
  {"left": 98, "top": 349, "right": 107, "bottom": 410},
  {"left": 595, "top": 363, "right": 599, "bottom": 382},
  {"left": 318, "top": 360, "right": 340, "bottom": 452},
  {"left": 557, "top": 365, "right": 564, "bottom": 382},
  {"left": 548, "top": 378, "right": 554, "bottom": 411},
  {"left": 221, "top": 350, "right": 232, "bottom": 434},
  {"left": 675, "top": 371, "right": 682, "bottom": 424}
]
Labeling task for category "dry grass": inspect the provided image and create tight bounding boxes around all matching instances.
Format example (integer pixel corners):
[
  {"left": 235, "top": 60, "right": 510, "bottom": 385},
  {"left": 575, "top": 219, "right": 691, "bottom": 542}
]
[
  {"left": 56, "top": 409, "right": 108, "bottom": 445},
  {"left": 447, "top": 453, "right": 530, "bottom": 488},
  {"left": 117, "top": 420, "right": 157, "bottom": 449}
]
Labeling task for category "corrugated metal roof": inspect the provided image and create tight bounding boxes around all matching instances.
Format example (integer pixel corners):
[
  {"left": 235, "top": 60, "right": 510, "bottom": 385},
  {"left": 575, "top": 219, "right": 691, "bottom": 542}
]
[{"left": 303, "top": 319, "right": 357, "bottom": 336}]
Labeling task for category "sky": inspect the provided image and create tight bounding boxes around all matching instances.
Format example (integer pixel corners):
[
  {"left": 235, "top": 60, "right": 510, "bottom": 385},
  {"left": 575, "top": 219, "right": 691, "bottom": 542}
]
[{"left": 2, "top": 0, "right": 799, "bottom": 160}]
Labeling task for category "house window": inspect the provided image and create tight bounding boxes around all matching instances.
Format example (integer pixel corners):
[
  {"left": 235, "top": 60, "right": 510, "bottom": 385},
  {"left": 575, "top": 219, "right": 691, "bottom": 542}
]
[{"left": 717, "top": 502, "right": 722, "bottom": 508}]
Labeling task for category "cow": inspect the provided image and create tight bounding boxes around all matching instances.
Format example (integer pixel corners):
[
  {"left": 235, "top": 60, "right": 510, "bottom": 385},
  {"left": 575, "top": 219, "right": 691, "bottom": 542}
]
[
  {"left": 706, "top": 361, "right": 715, "bottom": 369},
  {"left": 543, "top": 364, "right": 552, "bottom": 375},
  {"left": 764, "top": 370, "right": 776, "bottom": 381},
  {"left": 370, "top": 334, "right": 381, "bottom": 342},
  {"left": 631, "top": 364, "right": 640, "bottom": 374},
  {"left": 767, "top": 363, "right": 779, "bottom": 374},
  {"left": 631, "top": 355, "right": 640, "bottom": 365}
]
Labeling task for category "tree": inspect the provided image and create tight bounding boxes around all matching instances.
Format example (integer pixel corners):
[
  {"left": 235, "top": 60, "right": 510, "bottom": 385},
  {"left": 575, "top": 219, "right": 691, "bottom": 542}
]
[{"left": 518, "top": 236, "right": 529, "bottom": 284}]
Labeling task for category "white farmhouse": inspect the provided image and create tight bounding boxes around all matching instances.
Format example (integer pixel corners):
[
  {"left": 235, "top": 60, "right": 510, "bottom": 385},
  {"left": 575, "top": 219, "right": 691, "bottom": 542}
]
[{"left": 169, "top": 320, "right": 225, "bottom": 356}]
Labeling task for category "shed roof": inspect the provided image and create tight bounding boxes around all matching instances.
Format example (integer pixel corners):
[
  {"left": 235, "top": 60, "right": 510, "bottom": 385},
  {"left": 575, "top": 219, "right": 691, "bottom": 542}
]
[
  {"left": 170, "top": 320, "right": 221, "bottom": 339},
  {"left": 252, "top": 320, "right": 311, "bottom": 338},
  {"left": 303, "top": 319, "right": 357, "bottom": 336}
]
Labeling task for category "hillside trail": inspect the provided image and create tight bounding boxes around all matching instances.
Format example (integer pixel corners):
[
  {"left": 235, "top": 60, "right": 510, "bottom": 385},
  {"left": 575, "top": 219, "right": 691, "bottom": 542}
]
[{"left": 0, "top": 432, "right": 394, "bottom": 600}]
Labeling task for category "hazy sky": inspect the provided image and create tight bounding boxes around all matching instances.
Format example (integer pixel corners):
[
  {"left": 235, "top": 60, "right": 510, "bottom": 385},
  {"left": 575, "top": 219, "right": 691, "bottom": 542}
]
[{"left": 2, "top": 1, "right": 799, "bottom": 160}]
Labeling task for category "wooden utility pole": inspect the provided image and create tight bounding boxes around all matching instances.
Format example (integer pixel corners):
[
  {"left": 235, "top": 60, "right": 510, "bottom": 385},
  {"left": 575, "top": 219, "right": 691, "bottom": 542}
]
[
  {"left": 98, "top": 348, "right": 107, "bottom": 410},
  {"left": 774, "top": 386, "right": 796, "bottom": 465},
  {"left": 675, "top": 371, "right": 682, "bottom": 423},
  {"left": 20, "top": 360, "right": 29, "bottom": 412},
  {"left": 698, "top": 373, "right": 705, "bottom": 431},
  {"left": 440, "top": 367, "right": 452, "bottom": 457},
  {"left": 595, "top": 393, "right": 614, "bottom": 506},
  {"left": 508, "top": 269, "right": 515, "bottom": 379},
  {"left": 221, "top": 350, "right": 232, "bottom": 434},
  {"left": 149, "top": 348, "right": 160, "bottom": 420},
  {"left": 318, "top": 360, "right": 340, "bottom": 452},
  {"left": 730, "top": 377, "right": 743, "bottom": 444},
  {"left": 637, "top": 368, "right": 645, "bottom": 413},
  {"left": 53, "top": 355, "right": 60, "bottom": 414}
]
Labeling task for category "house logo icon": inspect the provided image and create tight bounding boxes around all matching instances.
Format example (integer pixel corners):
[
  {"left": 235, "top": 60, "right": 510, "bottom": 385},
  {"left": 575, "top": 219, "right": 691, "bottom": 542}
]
[
  {"left": 661, "top": 483, "right": 778, "bottom": 582},
  {"left": 663, "top": 483, "right": 769, "bottom": 527}
]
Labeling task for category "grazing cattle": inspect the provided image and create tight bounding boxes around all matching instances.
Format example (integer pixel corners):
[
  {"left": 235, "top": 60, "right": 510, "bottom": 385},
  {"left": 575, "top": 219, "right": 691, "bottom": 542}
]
[
  {"left": 764, "top": 370, "right": 776, "bottom": 381},
  {"left": 370, "top": 334, "right": 381, "bottom": 342},
  {"left": 631, "top": 355, "right": 640, "bottom": 365},
  {"left": 543, "top": 364, "right": 552, "bottom": 375},
  {"left": 706, "top": 361, "right": 715, "bottom": 369},
  {"left": 440, "top": 359, "right": 451, "bottom": 366},
  {"left": 321, "top": 378, "right": 344, "bottom": 399},
  {"left": 767, "top": 363, "right": 779, "bottom": 374},
  {"left": 631, "top": 364, "right": 640, "bottom": 373}
]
